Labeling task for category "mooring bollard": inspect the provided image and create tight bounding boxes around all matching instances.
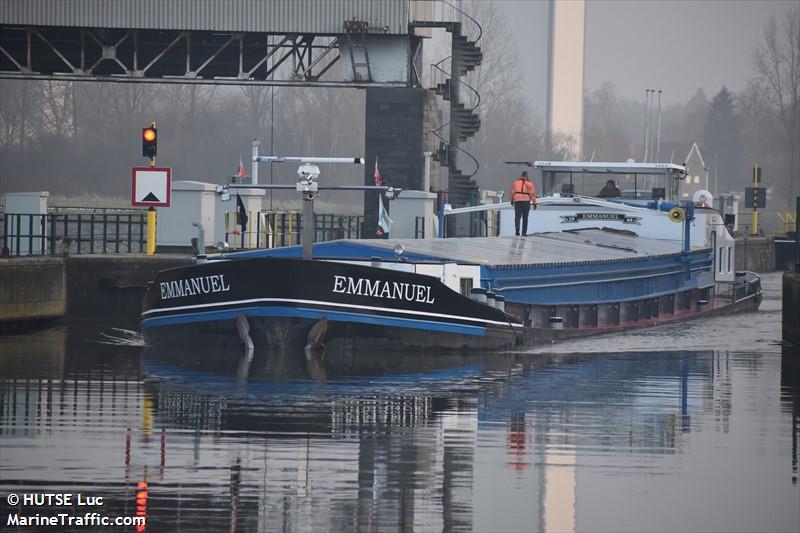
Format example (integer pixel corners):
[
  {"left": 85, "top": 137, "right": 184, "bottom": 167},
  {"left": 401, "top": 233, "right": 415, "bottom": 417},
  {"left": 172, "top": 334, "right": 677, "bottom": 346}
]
[{"left": 470, "top": 287, "right": 487, "bottom": 304}]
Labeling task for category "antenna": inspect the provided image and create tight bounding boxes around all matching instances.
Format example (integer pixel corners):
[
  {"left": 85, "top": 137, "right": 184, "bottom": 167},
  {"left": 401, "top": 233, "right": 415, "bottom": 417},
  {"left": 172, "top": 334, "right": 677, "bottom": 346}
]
[
  {"left": 643, "top": 89, "right": 651, "bottom": 163},
  {"left": 656, "top": 90, "right": 662, "bottom": 163},
  {"left": 648, "top": 89, "right": 656, "bottom": 162}
]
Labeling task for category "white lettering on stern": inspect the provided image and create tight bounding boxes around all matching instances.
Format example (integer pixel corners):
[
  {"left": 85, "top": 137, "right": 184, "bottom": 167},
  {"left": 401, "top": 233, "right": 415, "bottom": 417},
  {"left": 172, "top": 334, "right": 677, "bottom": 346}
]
[
  {"left": 332, "top": 275, "right": 435, "bottom": 304},
  {"left": 159, "top": 274, "right": 231, "bottom": 300}
]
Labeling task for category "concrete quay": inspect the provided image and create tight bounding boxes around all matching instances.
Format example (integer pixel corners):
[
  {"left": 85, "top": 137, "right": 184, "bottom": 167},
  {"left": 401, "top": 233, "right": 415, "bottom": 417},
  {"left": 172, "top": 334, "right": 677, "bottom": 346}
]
[
  {"left": 0, "top": 257, "right": 65, "bottom": 327},
  {"left": 0, "top": 255, "right": 192, "bottom": 329},
  {"left": 735, "top": 235, "right": 774, "bottom": 272}
]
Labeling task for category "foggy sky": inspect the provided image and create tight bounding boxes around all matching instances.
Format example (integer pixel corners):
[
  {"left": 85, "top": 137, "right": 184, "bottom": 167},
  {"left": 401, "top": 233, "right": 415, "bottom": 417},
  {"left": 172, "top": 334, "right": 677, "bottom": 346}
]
[{"left": 498, "top": 0, "right": 796, "bottom": 110}]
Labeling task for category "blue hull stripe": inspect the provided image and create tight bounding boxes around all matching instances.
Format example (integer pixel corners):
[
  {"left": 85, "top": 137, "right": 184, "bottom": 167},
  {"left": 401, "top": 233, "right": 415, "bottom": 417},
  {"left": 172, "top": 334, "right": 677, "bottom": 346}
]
[{"left": 142, "top": 305, "right": 487, "bottom": 337}]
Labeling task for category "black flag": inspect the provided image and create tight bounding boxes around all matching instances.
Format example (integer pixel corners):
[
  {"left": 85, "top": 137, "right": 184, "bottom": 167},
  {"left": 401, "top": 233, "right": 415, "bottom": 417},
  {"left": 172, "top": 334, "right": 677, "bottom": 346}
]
[{"left": 236, "top": 194, "right": 248, "bottom": 232}]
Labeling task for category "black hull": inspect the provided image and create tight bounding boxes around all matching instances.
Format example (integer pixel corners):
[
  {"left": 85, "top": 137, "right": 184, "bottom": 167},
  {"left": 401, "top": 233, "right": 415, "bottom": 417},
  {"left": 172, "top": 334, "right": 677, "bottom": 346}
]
[
  {"left": 142, "top": 315, "right": 521, "bottom": 354},
  {"left": 526, "top": 289, "right": 763, "bottom": 345},
  {"left": 141, "top": 257, "right": 524, "bottom": 353}
]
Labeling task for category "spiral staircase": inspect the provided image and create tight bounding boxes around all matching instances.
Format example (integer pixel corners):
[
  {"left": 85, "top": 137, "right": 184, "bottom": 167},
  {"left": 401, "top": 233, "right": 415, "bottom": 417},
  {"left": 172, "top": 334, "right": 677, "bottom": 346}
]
[{"left": 413, "top": 2, "right": 483, "bottom": 208}]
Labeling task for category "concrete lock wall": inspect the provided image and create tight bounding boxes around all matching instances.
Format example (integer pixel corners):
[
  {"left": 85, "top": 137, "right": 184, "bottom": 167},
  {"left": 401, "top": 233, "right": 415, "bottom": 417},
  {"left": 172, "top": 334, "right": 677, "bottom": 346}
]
[
  {"left": 0, "top": 257, "right": 65, "bottom": 325},
  {"left": 735, "top": 236, "right": 775, "bottom": 272},
  {"left": 783, "top": 272, "right": 800, "bottom": 347},
  {"left": 364, "top": 88, "right": 427, "bottom": 235},
  {"left": 65, "top": 255, "right": 191, "bottom": 321}
]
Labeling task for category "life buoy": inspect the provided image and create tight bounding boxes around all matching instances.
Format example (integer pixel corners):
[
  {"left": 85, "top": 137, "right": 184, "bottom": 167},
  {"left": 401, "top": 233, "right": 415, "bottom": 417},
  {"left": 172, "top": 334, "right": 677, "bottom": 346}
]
[{"left": 668, "top": 207, "right": 685, "bottom": 223}]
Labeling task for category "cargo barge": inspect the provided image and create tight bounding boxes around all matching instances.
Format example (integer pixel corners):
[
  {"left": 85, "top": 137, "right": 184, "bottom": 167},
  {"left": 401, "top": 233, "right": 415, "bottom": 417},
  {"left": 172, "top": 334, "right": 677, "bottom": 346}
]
[
  {"left": 141, "top": 228, "right": 760, "bottom": 354},
  {"left": 140, "top": 159, "right": 761, "bottom": 354}
]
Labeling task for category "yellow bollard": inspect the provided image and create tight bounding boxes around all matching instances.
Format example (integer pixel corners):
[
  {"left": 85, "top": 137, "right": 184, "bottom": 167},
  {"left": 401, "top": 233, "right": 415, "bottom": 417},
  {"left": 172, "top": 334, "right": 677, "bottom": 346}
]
[
  {"left": 146, "top": 208, "right": 157, "bottom": 255},
  {"left": 248, "top": 210, "right": 253, "bottom": 249}
]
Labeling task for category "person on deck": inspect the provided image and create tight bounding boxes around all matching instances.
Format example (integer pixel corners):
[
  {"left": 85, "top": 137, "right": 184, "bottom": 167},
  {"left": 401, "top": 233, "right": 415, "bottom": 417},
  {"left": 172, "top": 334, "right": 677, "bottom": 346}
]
[
  {"left": 510, "top": 171, "right": 537, "bottom": 236},
  {"left": 597, "top": 179, "right": 622, "bottom": 198}
]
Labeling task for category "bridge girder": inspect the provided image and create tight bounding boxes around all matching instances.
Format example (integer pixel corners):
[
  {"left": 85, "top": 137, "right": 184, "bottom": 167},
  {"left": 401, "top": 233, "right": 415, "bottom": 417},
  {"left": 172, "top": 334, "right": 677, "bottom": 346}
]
[{"left": 0, "top": 25, "right": 410, "bottom": 88}]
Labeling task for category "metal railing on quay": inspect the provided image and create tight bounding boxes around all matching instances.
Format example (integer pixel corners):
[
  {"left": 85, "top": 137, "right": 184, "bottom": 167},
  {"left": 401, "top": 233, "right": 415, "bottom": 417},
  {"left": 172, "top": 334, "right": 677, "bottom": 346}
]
[{"left": 2, "top": 212, "right": 147, "bottom": 257}]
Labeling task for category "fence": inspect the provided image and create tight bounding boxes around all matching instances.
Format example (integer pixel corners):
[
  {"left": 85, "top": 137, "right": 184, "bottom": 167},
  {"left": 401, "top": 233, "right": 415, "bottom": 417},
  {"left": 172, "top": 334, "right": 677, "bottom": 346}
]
[
  {"left": 223, "top": 211, "right": 364, "bottom": 250},
  {"left": 2, "top": 211, "right": 147, "bottom": 256},
  {"left": 2, "top": 209, "right": 373, "bottom": 257}
]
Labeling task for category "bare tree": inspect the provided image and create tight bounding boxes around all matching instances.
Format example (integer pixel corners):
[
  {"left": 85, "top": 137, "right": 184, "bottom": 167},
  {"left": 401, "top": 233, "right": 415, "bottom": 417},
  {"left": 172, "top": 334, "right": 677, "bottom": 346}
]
[
  {"left": 754, "top": 8, "right": 800, "bottom": 207},
  {"left": 0, "top": 80, "right": 40, "bottom": 149},
  {"left": 459, "top": 0, "right": 550, "bottom": 191},
  {"left": 583, "top": 83, "right": 630, "bottom": 161},
  {"left": 41, "top": 81, "right": 74, "bottom": 138}
]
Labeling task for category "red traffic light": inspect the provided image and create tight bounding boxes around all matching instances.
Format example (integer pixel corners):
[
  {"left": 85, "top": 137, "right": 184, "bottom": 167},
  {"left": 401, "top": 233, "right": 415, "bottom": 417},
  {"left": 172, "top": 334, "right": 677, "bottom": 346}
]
[{"left": 142, "top": 127, "right": 157, "bottom": 158}]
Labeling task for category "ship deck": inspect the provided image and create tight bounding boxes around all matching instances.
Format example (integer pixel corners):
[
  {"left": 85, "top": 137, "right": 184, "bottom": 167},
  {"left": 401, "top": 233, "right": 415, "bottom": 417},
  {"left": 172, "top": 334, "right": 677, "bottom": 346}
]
[{"left": 228, "top": 227, "right": 693, "bottom": 267}]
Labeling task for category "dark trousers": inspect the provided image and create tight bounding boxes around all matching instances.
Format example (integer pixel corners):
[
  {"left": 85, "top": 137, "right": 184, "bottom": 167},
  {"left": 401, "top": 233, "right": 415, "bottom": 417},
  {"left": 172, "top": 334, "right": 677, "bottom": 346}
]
[{"left": 514, "top": 201, "right": 531, "bottom": 235}]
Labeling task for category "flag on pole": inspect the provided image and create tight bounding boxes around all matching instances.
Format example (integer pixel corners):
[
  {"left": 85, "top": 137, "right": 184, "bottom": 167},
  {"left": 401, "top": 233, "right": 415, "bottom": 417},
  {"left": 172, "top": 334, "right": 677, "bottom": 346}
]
[
  {"left": 377, "top": 195, "right": 393, "bottom": 234},
  {"left": 236, "top": 194, "right": 248, "bottom": 232},
  {"left": 374, "top": 157, "right": 383, "bottom": 186},
  {"left": 236, "top": 157, "right": 246, "bottom": 179}
]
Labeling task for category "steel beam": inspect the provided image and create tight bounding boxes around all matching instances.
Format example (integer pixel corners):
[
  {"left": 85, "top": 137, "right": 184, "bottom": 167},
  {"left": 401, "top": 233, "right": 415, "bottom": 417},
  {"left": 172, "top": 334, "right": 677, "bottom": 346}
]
[{"left": 0, "top": 25, "right": 411, "bottom": 87}]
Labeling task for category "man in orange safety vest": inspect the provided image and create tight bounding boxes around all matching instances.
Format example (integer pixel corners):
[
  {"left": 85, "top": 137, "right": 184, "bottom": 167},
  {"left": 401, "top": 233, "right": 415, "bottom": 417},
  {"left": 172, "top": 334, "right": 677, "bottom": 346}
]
[{"left": 510, "top": 171, "right": 537, "bottom": 236}]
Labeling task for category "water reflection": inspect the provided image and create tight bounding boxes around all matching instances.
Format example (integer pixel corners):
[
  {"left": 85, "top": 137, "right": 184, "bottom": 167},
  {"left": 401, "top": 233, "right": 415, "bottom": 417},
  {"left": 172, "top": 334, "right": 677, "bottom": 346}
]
[
  {"left": 783, "top": 344, "right": 800, "bottom": 485},
  {"left": 1, "top": 326, "right": 798, "bottom": 532}
]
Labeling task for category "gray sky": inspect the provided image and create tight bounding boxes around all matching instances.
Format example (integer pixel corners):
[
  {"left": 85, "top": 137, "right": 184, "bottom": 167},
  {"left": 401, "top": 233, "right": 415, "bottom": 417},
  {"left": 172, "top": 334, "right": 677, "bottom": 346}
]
[{"left": 497, "top": 0, "right": 796, "bottom": 110}]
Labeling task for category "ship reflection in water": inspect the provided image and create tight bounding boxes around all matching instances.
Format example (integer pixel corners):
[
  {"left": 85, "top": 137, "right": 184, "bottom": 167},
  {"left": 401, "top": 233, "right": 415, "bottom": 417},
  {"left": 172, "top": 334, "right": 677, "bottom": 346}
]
[{"left": 1, "top": 324, "right": 798, "bottom": 532}]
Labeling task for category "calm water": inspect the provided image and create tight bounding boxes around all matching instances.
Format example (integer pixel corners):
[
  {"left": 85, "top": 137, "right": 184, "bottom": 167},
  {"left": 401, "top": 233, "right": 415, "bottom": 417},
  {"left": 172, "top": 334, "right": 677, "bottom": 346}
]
[{"left": 1, "top": 272, "right": 798, "bottom": 532}]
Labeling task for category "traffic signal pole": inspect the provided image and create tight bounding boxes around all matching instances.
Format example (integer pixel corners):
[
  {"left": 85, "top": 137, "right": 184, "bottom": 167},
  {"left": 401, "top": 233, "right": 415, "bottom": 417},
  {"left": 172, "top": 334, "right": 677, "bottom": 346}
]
[
  {"left": 146, "top": 208, "right": 157, "bottom": 256},
  {"left": 143, "top": 121, "right": 157, "bottom": 253}
]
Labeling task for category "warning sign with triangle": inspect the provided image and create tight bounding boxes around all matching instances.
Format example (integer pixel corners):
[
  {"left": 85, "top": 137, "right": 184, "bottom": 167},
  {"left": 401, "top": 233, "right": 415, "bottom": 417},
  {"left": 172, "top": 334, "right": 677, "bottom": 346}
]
[{"left": 132, "top": 167, "right": 171, "bottom": 207}]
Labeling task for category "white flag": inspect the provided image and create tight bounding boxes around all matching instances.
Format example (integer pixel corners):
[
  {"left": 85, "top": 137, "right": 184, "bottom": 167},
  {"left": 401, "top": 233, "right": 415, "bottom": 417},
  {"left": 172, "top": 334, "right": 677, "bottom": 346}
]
[{"left": 378, "top": 195, "right": 393, "bottom": 233}]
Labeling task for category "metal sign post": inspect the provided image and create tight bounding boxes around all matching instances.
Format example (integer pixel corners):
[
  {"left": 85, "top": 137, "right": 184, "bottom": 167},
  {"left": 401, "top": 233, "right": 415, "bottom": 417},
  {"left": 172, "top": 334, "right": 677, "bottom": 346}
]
[
  {"left": 138, "top": 121, "right": 163, "bottom": 255},
  {"left": 752, "top": 163, "right": 761, "bottom": 235},
  {"left": 132, "top": 166, "right": 171, "bottom": 256}
]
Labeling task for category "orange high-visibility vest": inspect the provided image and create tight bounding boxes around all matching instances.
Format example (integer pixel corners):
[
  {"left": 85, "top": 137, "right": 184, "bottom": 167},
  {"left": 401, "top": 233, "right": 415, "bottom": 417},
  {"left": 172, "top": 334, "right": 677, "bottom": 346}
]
[{"left": 511, "top": 178, "right": 536, "bottom": 203}]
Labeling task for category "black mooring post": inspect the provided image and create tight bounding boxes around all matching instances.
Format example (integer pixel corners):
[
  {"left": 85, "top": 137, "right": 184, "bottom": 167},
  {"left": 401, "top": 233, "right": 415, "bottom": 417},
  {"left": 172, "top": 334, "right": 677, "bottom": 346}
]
[{"left": 795, "top": 196, "right": 799, "bottom": 273}]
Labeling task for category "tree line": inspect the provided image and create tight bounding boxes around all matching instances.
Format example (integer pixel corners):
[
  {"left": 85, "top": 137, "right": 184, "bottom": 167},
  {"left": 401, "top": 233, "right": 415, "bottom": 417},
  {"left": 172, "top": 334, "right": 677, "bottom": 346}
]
[
  {"left": 0, "top": 5, "right": 797, "bottom": 211},
  {"left": 583, "top": 8, "right": 799, "bottom": 209},
  {"left": 0, "top": 80, "right": 365, "bottom": 206}
]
